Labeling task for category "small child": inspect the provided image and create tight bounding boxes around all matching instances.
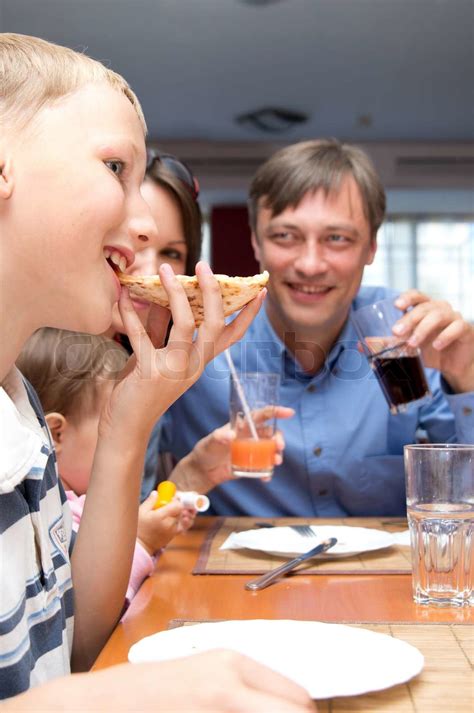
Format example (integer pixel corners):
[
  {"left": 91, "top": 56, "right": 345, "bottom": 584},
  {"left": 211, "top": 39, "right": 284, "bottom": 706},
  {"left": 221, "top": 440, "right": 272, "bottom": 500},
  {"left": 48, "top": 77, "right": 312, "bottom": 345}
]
[{"left": 17, "top": 328, "right": 196, "bottom": 612}]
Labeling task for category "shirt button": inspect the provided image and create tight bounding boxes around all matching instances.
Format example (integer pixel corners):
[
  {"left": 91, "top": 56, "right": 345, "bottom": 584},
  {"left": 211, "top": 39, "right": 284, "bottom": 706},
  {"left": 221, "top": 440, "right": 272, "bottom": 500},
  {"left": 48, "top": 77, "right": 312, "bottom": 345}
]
[
  {"left": 318, "top": 489, "right": 328, "bottom": 497},
  {"left": 313, "top": 447, "right": 322, "bottom": 457},
  {"left": 307, "top": 384, "right": 316, "bottom": 393},
  {"left": 462, "top": 406, "right": 473, "bottom": 416}
]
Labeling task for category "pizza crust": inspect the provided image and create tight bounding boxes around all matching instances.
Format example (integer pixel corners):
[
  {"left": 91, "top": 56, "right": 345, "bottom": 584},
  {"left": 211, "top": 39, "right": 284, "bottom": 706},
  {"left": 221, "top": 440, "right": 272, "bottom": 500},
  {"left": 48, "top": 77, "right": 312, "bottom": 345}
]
[{"left": 118, "top": 271, "right": 269, "bottom": 325}]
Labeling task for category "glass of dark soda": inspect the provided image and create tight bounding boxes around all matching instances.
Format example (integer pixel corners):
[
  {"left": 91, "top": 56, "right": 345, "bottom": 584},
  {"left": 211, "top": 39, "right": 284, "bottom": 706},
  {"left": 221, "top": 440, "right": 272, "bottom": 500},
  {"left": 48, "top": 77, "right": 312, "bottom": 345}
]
[{"left": 351, "top": 298, "right": 431, "bottom": 414}]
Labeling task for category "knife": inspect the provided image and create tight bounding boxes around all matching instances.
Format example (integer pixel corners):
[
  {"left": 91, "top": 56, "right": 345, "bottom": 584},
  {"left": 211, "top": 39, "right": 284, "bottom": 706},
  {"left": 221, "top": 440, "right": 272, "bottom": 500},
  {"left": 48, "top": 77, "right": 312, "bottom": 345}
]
[{"left": 245, "top": 537, "right": 338, "bottom": 591}]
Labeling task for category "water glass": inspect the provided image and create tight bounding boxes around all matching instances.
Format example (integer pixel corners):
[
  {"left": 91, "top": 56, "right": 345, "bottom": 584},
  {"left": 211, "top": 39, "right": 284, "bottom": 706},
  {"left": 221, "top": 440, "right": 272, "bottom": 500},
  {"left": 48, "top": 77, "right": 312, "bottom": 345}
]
[
  {"left": 352, "top": 298, "right": 431, "bottom": 414},
  {"left": 404, "top": 444, "right": 474, "bottom": 606},
  {"left": 230, "top": 372, "right": 280, "bottom": 479}
]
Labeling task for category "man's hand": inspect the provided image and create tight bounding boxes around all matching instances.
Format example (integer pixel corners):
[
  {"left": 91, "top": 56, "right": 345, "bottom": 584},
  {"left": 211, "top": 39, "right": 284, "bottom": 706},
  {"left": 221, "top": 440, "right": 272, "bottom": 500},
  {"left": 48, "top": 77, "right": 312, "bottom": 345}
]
[
  {"left": 393, "top": 290, "right": 474, "bottom": 393},
  {"left": 171, "top": 406, "right": 295, "bottom": 493}
]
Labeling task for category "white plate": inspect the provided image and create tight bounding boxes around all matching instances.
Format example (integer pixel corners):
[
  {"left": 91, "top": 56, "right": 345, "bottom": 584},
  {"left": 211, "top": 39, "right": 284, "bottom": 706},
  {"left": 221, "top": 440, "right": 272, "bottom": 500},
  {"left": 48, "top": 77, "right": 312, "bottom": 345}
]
[
  {"left": 128, "top": 619, "right": 424, "bottom": 699},
  {"left": 220, "top": 525, "right": 395, "bottom": 558}
]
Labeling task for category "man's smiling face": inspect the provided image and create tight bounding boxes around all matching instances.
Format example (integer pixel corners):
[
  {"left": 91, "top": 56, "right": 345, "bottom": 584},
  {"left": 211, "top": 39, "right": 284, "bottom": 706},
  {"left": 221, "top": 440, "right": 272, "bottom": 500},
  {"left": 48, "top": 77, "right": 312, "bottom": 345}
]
[{"left": 251, "top": 174, "right": 377, "bottom": 344}]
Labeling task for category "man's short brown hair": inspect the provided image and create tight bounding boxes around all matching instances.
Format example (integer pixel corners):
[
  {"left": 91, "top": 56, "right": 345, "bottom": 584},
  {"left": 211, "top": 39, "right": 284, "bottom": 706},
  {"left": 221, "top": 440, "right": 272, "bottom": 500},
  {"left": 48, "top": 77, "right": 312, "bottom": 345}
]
[{"left": 248, "top": 139, "right": 386, "bottom": 238}]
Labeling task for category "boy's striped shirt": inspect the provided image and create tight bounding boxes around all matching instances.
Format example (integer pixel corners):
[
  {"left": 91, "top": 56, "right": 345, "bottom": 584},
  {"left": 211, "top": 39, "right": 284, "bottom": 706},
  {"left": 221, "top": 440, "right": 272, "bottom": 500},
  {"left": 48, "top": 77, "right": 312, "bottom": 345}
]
[{"left": 0, "top": 368, "right": 74, "bottom": 699}]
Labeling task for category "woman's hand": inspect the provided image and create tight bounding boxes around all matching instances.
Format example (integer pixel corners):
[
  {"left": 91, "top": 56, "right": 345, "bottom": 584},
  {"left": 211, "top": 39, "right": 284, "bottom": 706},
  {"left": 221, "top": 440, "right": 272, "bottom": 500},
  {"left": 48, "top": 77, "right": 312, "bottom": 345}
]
[{"left": 170, "top": 406, "right": 295, "bottom": 493}]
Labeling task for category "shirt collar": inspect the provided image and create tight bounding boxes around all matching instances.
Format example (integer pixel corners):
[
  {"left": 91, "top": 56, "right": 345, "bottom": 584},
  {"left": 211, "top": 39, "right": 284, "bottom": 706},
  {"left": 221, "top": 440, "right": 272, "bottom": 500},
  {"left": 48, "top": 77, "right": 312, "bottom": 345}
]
[
  {"left": 258, "top": 285, "right": 399, "bottom": 372},
  {"left": 327, "top": 316, "right": 359, "bottom": 368},
  {"left": 256, "top": 305, "right": 286, "bottom": 357},
  {"left": 258, "top": 303, "right": 359, "bottom": 376}
]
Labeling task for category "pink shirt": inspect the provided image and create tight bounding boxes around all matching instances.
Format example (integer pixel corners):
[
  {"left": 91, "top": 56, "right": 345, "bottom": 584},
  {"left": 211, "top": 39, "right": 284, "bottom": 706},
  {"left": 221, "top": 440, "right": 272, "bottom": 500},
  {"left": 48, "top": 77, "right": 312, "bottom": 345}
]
[{"left": 65, "top": 490, "right": 158, "bottom": 618}]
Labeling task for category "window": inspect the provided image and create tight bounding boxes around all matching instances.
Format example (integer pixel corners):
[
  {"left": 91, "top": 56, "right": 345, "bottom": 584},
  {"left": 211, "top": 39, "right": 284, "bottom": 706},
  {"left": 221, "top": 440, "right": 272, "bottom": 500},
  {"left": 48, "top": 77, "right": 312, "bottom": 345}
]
[{"left": 363, "top": 218, "right": 474, "bottom": 321}]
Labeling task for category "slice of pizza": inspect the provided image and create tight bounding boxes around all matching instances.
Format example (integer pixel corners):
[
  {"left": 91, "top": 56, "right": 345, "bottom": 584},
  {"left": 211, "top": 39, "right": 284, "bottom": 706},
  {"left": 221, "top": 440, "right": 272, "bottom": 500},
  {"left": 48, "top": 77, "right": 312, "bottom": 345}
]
[{"left": 118, "top": 271, "right": 269, "bottom": 325}]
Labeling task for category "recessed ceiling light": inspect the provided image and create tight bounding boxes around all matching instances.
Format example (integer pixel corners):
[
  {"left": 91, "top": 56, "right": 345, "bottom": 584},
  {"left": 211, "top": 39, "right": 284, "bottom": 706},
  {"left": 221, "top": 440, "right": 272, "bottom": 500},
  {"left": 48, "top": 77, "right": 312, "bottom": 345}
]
[
  {"left": 356, "top": 113, "right": 373, "bottom": 128},
  {"left": 236, "top": 107, "right": 309, "bottom": 133}
]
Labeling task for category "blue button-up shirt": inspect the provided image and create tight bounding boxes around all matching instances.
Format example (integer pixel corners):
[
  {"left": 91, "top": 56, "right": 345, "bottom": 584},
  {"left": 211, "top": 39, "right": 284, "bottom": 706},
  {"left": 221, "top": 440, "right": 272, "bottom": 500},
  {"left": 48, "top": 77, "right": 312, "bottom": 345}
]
[{"left": 160, "top": 286, "right": 474, "bottom": 517}]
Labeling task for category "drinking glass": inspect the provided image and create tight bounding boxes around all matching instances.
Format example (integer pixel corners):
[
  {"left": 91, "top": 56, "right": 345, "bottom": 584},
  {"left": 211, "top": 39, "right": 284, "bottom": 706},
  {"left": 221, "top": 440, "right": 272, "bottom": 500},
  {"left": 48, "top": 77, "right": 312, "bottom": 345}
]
[
  {"left": 351, "top": 298, "right": 431, "bottom": 414},
  {"left": 404, "top": 444, "right": 474, "bottom": 607},
  {"left": 229, "top": 372, "right": 280, "bottom": 479}
]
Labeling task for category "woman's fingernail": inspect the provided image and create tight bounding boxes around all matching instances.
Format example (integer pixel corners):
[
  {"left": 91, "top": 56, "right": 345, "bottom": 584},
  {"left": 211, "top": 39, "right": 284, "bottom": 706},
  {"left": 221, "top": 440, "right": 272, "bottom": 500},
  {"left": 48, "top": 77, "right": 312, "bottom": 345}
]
[
  {"left": 408, "top": 336, "right": 418, "bottom": 347},
  {"left": 433, "top": 339, "right": 443, "bottom": 350},
  {"left": 393, "top": 323, "right": 405, "bottom": 335},
  {"left": 395, "top": 298, "right": 404, "bottom": 308}
]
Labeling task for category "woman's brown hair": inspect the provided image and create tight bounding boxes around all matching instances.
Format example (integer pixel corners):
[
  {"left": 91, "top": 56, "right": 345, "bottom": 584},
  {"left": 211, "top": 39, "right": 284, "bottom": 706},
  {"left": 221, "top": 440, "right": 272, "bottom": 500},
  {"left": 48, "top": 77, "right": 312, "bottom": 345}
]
[{"left": 145, "top": 160, "right": 202, "bottom": 275}]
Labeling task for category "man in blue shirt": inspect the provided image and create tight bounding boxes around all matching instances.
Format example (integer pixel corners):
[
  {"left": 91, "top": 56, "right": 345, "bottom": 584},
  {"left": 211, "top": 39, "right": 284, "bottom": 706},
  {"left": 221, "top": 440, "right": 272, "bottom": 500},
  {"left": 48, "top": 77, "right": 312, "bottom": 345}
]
[{"left": 161, "top": 139, "right": 474, "bottom": 517}]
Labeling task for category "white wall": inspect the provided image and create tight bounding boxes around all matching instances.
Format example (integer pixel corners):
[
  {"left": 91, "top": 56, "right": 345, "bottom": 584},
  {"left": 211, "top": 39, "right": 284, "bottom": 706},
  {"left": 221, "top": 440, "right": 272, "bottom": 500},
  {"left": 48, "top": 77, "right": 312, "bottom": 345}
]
[{"left": 153, "top": 140, "right": 474, "bottom": 215}]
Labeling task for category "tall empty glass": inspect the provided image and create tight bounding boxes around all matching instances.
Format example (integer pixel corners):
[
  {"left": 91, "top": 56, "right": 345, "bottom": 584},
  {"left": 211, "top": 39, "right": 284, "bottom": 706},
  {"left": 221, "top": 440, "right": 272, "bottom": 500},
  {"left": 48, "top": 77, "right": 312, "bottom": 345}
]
[
  {"left": 352, "top": 298, "right": 431, "bottom": 414},
  {"left": 404, "top": 444, "right": 474, "bottom": 606}
]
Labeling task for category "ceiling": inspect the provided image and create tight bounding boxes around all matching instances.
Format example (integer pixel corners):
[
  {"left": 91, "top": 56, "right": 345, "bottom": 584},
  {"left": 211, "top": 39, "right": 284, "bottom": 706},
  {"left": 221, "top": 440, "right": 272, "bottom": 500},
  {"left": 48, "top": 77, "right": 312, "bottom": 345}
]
[{"left": 1, "top": 0, "right": 473, "bottom": 144}]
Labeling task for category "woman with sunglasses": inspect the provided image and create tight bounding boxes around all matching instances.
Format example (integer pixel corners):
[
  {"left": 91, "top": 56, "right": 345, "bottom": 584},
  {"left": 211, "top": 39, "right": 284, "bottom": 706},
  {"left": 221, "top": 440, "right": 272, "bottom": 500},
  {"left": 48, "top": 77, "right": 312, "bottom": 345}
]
[
  {"left": 104, "top": 150, "right": 291, "bottom": 504},
  {"left": 105, "top": 150, "right": 202, "bottom": 345},
  {"left": 104, "top": 150, "right": 204, "bottom": 501}
]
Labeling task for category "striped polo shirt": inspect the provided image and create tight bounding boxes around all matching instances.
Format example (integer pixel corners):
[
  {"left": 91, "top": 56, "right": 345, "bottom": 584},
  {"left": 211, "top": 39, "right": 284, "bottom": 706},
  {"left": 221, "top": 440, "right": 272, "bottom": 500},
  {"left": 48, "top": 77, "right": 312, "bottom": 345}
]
[{"left": 0, "top": 368, "right": 74, "bottom": 699}]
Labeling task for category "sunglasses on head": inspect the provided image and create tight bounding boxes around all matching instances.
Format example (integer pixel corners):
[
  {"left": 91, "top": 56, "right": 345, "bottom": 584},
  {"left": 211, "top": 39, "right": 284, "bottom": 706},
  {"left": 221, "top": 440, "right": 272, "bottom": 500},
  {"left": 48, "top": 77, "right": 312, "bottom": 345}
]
[{"left": 146, "top": 149, "right": 200, "bottom": 201}]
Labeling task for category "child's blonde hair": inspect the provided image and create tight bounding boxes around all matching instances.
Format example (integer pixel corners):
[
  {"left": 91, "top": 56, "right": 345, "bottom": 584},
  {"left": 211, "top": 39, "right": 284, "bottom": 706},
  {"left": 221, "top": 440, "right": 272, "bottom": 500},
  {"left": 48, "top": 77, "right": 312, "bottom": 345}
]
[
  {"left": 0, "top": 33, "right": 146, "bottom": 133},
  {"left": 17, "top": 328, "right": 128, "bottom": 422}
]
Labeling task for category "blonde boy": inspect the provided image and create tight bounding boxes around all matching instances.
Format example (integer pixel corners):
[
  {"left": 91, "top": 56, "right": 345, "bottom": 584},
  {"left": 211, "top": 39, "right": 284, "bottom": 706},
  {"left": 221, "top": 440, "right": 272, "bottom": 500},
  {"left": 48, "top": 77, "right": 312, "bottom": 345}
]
[{"left": 0, "top": 34, "right": 311, "bottom": 711}]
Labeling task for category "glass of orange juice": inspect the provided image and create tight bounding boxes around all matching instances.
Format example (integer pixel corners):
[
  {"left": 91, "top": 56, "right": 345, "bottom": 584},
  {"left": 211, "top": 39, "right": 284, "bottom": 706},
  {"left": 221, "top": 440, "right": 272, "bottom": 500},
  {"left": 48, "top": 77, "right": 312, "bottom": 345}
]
[{"left": 230, "top": 372, "right": 280, "bottom": 479}]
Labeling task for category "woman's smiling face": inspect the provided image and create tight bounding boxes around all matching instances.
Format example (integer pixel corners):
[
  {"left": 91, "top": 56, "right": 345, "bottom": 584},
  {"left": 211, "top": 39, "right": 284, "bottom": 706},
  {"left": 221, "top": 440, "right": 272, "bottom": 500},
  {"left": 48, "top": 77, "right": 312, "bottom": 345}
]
[{"left": 108, "top": 178, "right": 188, "bottom": 335}]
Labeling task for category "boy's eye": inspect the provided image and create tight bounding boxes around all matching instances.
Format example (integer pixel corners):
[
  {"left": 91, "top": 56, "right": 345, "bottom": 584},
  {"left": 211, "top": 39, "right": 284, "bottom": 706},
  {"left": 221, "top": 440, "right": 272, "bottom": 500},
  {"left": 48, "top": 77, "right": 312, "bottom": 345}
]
[
  {"left": 328, "top": 234, "right": 349, "bottom": 244},
  {"left": 105, "top": 159, "right": 125, "bottom": 176}
]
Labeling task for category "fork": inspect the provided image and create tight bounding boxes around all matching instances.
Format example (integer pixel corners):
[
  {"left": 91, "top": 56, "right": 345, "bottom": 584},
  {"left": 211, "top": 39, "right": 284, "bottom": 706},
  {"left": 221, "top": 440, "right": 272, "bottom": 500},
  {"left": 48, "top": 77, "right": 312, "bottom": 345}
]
[
  {"left": 290, "top": 525, "right": 315, "bottom": 537},
  {"left": 254, "top": 522, "right": 315, "bottom": 538}
]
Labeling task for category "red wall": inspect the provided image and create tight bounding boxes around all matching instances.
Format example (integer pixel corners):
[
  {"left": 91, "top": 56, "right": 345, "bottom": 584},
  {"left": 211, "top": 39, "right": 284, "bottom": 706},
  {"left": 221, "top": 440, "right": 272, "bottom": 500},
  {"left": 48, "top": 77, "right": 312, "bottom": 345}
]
[{"left": 210, "top": 205, "right": 260, "bottom": 276}]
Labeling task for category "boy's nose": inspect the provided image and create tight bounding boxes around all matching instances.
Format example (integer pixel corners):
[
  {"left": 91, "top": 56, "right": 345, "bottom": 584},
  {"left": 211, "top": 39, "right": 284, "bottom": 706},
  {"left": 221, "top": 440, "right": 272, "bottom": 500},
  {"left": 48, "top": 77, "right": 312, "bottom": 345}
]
[{"left": 128, "top": 193, "right": 159, "bottom": 250}]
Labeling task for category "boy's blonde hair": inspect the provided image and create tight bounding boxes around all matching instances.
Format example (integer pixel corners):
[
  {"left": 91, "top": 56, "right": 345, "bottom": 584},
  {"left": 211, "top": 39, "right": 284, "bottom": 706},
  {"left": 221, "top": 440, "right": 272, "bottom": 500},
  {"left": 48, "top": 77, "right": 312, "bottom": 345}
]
[
  {"left": 0, "top": 33, "right": 146, "bottom": 133},
  {"left": 17, "top": 328, "right": 128, "bottom": 422}
]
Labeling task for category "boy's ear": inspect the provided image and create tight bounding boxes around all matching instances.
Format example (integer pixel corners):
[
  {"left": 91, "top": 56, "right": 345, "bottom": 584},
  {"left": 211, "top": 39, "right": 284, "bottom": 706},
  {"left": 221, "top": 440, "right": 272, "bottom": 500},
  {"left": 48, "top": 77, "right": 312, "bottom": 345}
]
[
  {"left": 45, "top": 413, "right": 67, "bottom": 453},
  {"left": 0, "top": 157, "right": 14, "bottom": 200}
]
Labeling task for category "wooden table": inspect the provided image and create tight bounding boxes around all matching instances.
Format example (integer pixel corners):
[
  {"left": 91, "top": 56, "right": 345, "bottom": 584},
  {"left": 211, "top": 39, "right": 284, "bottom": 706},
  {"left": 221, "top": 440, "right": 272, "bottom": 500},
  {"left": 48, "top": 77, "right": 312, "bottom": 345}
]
[{"left": 94, "top": 517, "right": 473, "bottom": 670}]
